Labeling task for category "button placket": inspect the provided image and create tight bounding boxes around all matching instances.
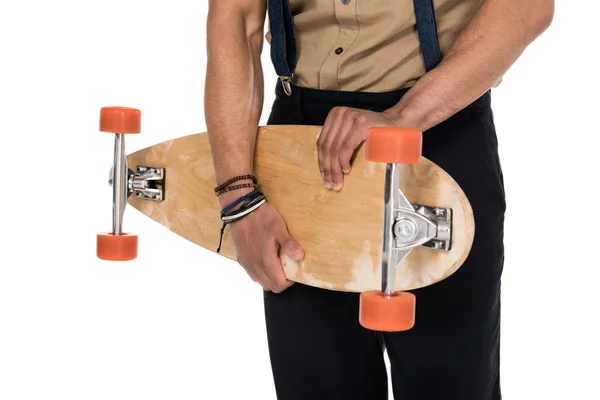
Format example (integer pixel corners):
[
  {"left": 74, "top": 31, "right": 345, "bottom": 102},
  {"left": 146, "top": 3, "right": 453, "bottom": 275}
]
[{"left": 318, "top": 0, "right": 360, "bottom": 89}]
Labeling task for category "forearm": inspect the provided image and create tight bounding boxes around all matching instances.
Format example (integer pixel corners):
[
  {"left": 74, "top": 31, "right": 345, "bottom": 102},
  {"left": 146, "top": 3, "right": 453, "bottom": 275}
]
[
  {"left": 205, "top": 1, "right": 266, "bottom": 205},
  {"left": 384, "top": 0, "right": 554, "bottom": 131}
]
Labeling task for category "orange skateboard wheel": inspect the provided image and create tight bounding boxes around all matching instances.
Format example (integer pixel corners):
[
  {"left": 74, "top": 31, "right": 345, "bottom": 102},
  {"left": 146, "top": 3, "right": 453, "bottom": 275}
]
[
  {"left": 99, "top": 106, "right": 141, "bottom": 134},
  {"left": 365, "top": 127, "right": 422, "bottom": 164},
  {"left": 97, "top": 233, "right": 138, "bottom": 261},
  {"left": 359, "top": 290, "right": 416, "bottom": 332}
]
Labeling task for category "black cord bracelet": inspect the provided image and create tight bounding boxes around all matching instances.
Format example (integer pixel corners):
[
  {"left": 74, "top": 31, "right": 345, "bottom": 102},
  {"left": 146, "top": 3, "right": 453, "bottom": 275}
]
[{"left": 216, "top": 190, "right": 267, "bottom": 253}]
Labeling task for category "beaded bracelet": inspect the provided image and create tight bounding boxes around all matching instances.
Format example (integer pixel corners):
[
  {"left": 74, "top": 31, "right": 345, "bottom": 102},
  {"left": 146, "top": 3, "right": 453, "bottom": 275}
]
[
  {"left": 215, "top": 183, "right": 257, "bottom": 196},
  {"left": 214, "top": 174, "right": 257, "bottom": 195}
]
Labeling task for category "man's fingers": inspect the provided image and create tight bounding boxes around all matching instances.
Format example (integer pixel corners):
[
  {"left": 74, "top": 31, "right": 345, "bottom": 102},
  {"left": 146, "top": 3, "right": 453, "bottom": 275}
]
[
  {"left": 263, "top": 246, "right": 295, "bottom": 293},
  {"left": 339, "top": 148, "right": 353, "bottom": 176},
  {"left": 271, "top": 275, "right": 294, "bottom": 294},
  {"left": 320, "top": 130, "right": 338, "bottom": 188},
  {"left": 329, "top": 115, "right": 357, "bottom": 191},
  {"left": 246, "top": 219, "right": 302, "bottom": 294},
  {"left": 231, "top": 206, "right": 299, "bottom": 294},
  {"left": 246, "top": 264, "right": 272, "bottom": 291},
  {"left": 317, "top": 110, "right": 336, "bottom": 179},
  {"left": 317, "top": 131, "right": 328, "bottom": 179},
  {"left": 274, "top": 219, "right": 304, "bottom": 261},
  {"left": 339, "top": 127, "right": 364, "bottom": 176},
  {"left": 319, "top": 107, "right": 346, "bottom": 188},
  {"left": 237, "top": 245, "right": 275, "bottom": 291}
]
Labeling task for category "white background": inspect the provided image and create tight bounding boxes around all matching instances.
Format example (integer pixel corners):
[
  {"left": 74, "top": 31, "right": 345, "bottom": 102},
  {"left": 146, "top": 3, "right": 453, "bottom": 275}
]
[{"left": 0, "top": 1, "right": 598, "bottom": 399}]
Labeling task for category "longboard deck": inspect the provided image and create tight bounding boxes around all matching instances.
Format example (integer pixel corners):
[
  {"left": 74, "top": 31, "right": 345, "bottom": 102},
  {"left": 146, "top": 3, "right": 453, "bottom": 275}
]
[{"left": 126, "top": 125, "right": 474, "bottom": 293}]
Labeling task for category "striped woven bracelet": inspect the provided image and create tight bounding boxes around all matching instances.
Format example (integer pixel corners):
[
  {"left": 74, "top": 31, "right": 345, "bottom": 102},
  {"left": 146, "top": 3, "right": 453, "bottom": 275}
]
[{"left": 216, "top": 190, "right": 267, "bottom": 253}]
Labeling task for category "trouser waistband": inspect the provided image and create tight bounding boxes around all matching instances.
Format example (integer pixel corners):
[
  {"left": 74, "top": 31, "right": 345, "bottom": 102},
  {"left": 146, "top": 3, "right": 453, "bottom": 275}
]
[{"left": 273, "top": 82, "right": 491, "bottom": 114}]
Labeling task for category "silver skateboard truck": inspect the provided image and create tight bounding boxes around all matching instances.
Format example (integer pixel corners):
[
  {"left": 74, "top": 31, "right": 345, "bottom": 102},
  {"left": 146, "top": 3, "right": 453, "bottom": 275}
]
[
  {"left": 380, "top": 163, "right": 452, "bottom": 296},
  {"left": 359, "top": 127, "right": 453, "bottom": 332}
]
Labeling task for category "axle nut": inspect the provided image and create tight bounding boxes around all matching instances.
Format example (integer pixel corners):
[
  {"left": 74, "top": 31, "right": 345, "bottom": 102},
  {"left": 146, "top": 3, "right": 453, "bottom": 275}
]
[{"left": 394, "top": 218, "right": 417, "bottom": 241}]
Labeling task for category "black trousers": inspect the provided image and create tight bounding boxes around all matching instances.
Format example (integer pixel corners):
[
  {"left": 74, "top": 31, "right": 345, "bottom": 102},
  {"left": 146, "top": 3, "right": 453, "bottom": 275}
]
[{"left": 264, "top": 82, "right": 506, "bottom": 400}]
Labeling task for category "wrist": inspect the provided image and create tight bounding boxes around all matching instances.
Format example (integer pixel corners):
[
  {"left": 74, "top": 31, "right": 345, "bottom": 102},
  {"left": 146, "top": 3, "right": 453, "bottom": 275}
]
[
  {"left": 382, "top": 107, "right": 425, "bottom": 132},
  {"left": 382, "top": 71, "right": 454, "bottom": 132},
  {"left": 217, "top": 185, "right": 256, "bottom": 208}
]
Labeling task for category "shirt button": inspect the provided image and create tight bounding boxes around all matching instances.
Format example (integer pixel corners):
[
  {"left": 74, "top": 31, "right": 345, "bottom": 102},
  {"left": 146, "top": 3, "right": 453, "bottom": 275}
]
[
  {"left": 342, "top": 0, "right": 350, "bottom": 4},
  {"left": 335, "top": 47, "right": 344, "bottom": 55}
]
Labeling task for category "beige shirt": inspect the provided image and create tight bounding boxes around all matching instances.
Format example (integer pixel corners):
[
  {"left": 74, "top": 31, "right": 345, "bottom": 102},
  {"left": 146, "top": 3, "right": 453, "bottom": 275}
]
[{"left": 267, "top": 0, "right": 483, "bottom": 92}]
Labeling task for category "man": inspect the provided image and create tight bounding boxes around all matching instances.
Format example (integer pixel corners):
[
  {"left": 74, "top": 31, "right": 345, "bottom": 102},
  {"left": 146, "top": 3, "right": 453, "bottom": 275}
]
[{"left": 204, "top": 0, "right": 553, "bottom": 399}]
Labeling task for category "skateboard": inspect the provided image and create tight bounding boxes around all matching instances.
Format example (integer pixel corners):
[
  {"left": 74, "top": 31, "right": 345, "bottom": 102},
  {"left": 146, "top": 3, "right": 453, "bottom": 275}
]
[{"left": 96, "top": 106, "right": 475, "bottom": 332}]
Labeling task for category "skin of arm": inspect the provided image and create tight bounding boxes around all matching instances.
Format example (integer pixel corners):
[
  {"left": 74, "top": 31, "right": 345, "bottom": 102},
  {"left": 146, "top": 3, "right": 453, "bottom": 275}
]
[
  {"left": 382, "top": 0, "right": 556, "bottom": 131},
  {"left": 317, "top": 0, "right": 555, "bottom": 191},
  {"left": 204, "top": 0, "right": 304, "bottom": 293},
  {"left": 205, "top": 0, "right": 267, "bottom": 208}
]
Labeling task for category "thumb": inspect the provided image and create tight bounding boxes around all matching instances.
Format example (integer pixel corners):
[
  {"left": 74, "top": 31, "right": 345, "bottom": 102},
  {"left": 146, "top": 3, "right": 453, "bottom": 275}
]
[{"left": 275, "top": 223, "right": 304, "bottom": 261}]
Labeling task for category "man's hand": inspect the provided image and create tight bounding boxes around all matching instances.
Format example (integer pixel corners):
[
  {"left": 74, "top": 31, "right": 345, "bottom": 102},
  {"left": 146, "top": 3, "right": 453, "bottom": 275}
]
[
  {"left": 317, "top": 107, "right": 398, "bottom": 191},
  {"left": 217, "top": 185, "right": 304, "bottom": 293},
  {"left": 229, "top": 202, "right": 304, "bottom": 293}
]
